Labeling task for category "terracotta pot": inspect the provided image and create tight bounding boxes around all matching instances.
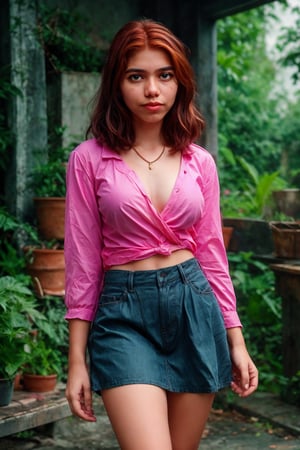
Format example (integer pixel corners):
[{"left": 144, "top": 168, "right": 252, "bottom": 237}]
[
  {"left": 23, "top": 373, "right": 57, "bottom": 392},
  {"left": 24, "top": 247, "right": 65, "bottom": 297},
  {"left": 34, "top": 197, "right": 65, "bottom": 240},
  {"left": 222, "top": 226, "right": 233, "bottom": 250},
  {"left": 13, "top": 372, "right": 23, "bottom": 391},
  {"left": 270, "top": 221, "right": 300, "bottom": 259}
]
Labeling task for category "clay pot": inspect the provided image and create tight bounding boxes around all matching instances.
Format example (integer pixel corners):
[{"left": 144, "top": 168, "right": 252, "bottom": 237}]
[
  {"left": 23, "top": 373, "right": 57, "bottom": 393},
  {"left": 24, "top": 248, "right": 65, "bottom": 297},
  {"left": 222, "top": 226, "right": 233, "bottom": 250},
  {"left": 34, "top": 197, "right": 65, "bottom": 240}
]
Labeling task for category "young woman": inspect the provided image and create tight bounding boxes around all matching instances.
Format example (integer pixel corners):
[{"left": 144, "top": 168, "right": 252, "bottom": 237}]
[{"left": 65, "top": 19, "right": 258, "bottom": 450}]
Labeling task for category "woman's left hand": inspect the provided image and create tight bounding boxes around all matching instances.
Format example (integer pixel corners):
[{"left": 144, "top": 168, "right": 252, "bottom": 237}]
[
  {"left": 227, "top": 327, "right": 259, "bottom": 397},
  {"left": 230, "top": 345, "right": 259, "bottom": 397}
]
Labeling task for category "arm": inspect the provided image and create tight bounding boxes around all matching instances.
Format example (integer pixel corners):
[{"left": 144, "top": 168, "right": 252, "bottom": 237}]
[
  {"left": 227, "top": 327, "right": 258, "bottom": 397},
  {"left": 64, "top": 144, "right": 104, "bottom": 419},
  {"left": 193, "top": 152, "right": 241, "bottom": 328},
  {"left": 65, "top": 319, "right": 96, "bottom": 421},
  {"left": 193, "top": 151, "right": 258, "bottom": 396}
]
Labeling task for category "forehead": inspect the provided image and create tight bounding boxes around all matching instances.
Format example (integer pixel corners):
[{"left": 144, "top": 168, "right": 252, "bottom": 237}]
[{"left": 126, "top": 47, "right": 172, "bottom": 70}]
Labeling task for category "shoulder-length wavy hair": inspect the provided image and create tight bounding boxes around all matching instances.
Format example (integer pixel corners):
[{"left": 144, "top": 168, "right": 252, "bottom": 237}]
[{"left": 87, "top": 19, "right": 205, "bottom": 152}]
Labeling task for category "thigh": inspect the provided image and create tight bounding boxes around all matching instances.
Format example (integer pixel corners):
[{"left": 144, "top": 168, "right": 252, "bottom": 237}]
[
  {"left": 102, "top": 384, "right": 172, "bottom": 450},
  {"left": 167, "top": 391, "right": 215, "bottom": 450}
]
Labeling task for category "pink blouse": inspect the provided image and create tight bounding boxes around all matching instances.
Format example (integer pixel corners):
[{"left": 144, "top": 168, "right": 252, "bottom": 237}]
[{"left": 64, "top": 138, "right": 242, "bottom": 328}]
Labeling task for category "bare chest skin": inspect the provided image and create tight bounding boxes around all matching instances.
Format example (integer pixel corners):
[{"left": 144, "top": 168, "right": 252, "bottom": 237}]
[{"left": 120, "top": 148, "right": 182, "bottom": 213}]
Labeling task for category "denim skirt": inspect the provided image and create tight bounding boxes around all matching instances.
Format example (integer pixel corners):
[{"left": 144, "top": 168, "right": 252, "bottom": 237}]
[{"left": 88, "top": 258, "right": 232, "bottom": 394}]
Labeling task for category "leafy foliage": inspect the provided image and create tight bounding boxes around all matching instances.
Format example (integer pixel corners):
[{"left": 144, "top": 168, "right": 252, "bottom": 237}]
[
  {"left": 277, "top": 6, "right": 300, "bottom": 83},
  {"left": 0, "top": 276, "right": 45, "bottom": 379},
  {"left": 220, "top": 150, "right": 286, "bottom": 218},
  {"left": 31, "top": 160, "right": 67, "bottom": 197},
  {"left": 24, "top": 336, "right": 62, "bottom": 376},
  {"left": 217, "top": 6, "right": 291, "bottom": 216},
  {"left": 0, "top": 66, "right": 21, "bottom": 177},
  {"left": 0, "top": 207, "right": 36, "bottom": 278},
  {"left": 228, "top": 252, "right": 286, "bottom": 394},
  {"left": 30, "top": 128, "right": 76, "bottom": 197},
  {"left": 36, "top": 4, "right": 107, "bottom": 73}
]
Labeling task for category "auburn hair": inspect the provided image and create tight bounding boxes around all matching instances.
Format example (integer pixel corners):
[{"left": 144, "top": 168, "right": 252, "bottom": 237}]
[{"left": 87, "top": 19, "right": 205, "bottom": 152}]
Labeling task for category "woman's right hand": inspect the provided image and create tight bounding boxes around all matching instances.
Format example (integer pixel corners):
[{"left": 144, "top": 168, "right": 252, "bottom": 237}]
[
  {"left": 65, "top": 319, "right": 96, "bottom": 421},
  {"left": 66, "top": 362, "right": 97, "bottom": 422}
]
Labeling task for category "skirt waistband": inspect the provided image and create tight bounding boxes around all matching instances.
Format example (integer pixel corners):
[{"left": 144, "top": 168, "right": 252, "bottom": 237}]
[{"left": 103, "top": 257, "right": 199, "bottom": 289}]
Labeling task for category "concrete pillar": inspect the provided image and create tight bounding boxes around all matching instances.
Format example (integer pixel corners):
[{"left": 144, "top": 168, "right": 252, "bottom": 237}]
[
  {"left": 7, "top": 0, "right": 47, "bottom": 220},
  {"left": 47, "top": 72, "right": 100, "bottom": 148},
  {"left": 193, "top": 17, "right": 218, "bottom": 160}
]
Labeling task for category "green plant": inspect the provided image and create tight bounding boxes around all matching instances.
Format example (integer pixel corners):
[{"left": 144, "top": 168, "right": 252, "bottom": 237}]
[
  {"left": 0, "top": 276, "right": 46, "bottom": 379},
  {"left": 24, "top": 336, "right": 62, "bottom": 376},
  {"left": 36, "top": 4, "right": 107, "bottom": 73},
  {"left": 220, "top": 149, "right": 286, "bottom": 218},
  {"left": 31, "top": 160, "right": 67, "bottom": 197},
  {"left": 277, "top": 5, "right": 300, "bottom": 83},
  {"left": 0, "top": 207, "right": 38, "bottom": 278},
  {"left": 227, "top": 251, "right": 284, "bottom": 394},
  {"left": 30, "top": 134, "right": 76, "bottom": 197},
  {"left": 0, "top": 66, "right": 22, "bottom": 171},
  {"left": 34, "top": 296, "right": 68, "bottom": 381}
]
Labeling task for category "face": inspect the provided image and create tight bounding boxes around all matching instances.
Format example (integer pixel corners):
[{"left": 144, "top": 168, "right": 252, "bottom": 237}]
[{"left": 120, "top": 47, "right": 178, "bottom": 127}]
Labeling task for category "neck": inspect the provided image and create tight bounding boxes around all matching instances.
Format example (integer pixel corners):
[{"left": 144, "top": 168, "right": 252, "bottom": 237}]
[{"left": 133, "top": 123, "right": 163, "bottom": 151}]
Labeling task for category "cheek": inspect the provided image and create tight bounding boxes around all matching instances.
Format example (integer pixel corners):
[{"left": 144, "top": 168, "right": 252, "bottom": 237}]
[
  {"left": 168, "top": 82, "right": 178, "bottom": 101},
  {"left": 121, "top": 86, "right": 137, "bottom": 107}
]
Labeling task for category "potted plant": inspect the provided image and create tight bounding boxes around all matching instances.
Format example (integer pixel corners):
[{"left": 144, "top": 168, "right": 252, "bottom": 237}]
[
  {"left": 23, "top": 335, "right": 62, "bottom": 392},
  {"left": 30, "top": 137, "right": 71, "bottom": 241},
  {"left": 0, "top": 276, "right": 45, "bottom": 405},
  {"left": 24, "top": 239, "right": 65, "bottom": 297},
  {"left": 32, "top": 160, "right": 67, "bottom": 240},
  {"left": 26, "top": 138, "right": 72, "bottom": 295}
]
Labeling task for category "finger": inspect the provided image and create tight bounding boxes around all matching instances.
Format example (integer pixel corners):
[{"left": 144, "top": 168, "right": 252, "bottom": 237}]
[
  {"left": 66, "top": 388, "right": 97, "bottom": 422},
  {"left": 231, "top": 362, "right": 259, "bottom": 397},
  {"left": 79, "top": 388, "right": 96, "bottom": 419}
]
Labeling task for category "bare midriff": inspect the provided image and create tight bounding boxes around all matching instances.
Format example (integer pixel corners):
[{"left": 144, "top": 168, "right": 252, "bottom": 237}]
[{"left": 108, "top": 249, "right": 194, "bottom": 272}]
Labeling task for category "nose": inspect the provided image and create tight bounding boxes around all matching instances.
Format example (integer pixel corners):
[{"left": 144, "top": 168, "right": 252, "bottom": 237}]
[{"left": 145, "top": 77, "right": 159, "bottom": 97}]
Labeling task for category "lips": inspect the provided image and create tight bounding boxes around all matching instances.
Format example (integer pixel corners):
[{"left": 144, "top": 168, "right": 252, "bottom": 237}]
[{"left": 143, "top": 102, "right": 163, "bottom": 111}]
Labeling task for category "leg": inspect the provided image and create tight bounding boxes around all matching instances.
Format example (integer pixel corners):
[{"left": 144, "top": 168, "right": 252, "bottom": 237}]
[
  {"left": 102, "top": 384, "right": 172, "bottom": 450},
  {"left": 167, "top": 392, "right": 215, "bottom": 450}
]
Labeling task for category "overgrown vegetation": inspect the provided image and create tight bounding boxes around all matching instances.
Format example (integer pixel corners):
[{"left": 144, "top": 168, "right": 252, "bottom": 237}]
[
  {"left": 278, "top": 5, "right": 300, "bottom": 83},
  {"left": 0, "top": 208, "right": 68, "bottom": 381},
  {"left": 228, "top": 251, "right": 300, "bottom": 405},
  {"left": 36, "top": 4, "right": 107, "bottom": 73},
  {"left": 217, "top": 3, "right": 300, "bottom": 218}
]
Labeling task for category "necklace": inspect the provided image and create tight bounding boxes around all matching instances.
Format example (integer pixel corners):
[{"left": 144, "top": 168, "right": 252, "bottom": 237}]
[{"left": 132, "top": 145, "right": 165, "bottom": 170}]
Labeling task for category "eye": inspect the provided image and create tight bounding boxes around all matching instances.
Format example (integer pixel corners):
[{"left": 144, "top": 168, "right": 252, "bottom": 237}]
[
  {"left": 160, "top": 71, "right": 174, "bottom": 81},
  {"left": 128, "top": 74, "right": 143, "bottom": 82}
]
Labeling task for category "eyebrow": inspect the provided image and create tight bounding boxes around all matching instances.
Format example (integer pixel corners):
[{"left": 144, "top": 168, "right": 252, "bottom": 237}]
[{"left": 125, "top": 65, "right": 174, "bottom": 73}]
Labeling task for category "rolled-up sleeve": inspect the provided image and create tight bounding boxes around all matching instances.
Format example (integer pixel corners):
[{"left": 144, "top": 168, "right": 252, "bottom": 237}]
[
  {"left": 64, "top": 148, "right": 103, "bottom": 321},
  {"left": 194, "top": 154, "right": 242, "bottom": 329}
]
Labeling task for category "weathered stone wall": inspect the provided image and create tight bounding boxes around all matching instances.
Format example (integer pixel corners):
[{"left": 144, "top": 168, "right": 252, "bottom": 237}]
[{"left": 5, "top": 0, "right": 48, "bottom": 220}]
